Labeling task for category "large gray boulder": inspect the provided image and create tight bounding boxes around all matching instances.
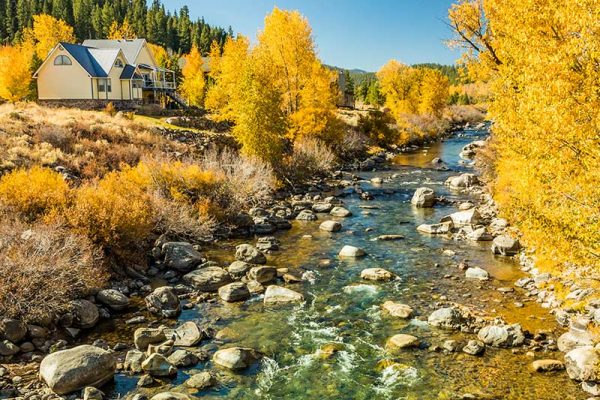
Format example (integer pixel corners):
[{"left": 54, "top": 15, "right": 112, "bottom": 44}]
[
  {"left": 0, "top": 319, "right": 27, "bottom": 343},
  {"left": 163, "top": 321, "right": 203, "bottom": 347},
  {"left": 96, "top": 289, "right": 129, "bottom": 312},
  {"left": 39, "top": 345, "right": 115, "bottom": 395},
  {"left": 162, "top": 242, "right": 204, "bottom": 272},
  {"left": 558, "top": 327, "right": 595, "bottom": 352},
  {"left": 491, "top": 235, "right": 521, "bottom": 256},
  {"left": 235, "top": 244, "right": 267, "bottom": 264},
  {"left": 227, "top": 261, "right": 253, "bottom": 279},
  {"left": 213, "top": 347, "right": 259, "bottom": 370},
  {"left": 247, "top": 266, "right": 277, "bottom": 284},
  {"left": 144, "top": 287, "right": 181, "bottom": 318},
  {"left": 218, "top": 282, "right": 250, "bottom": 302},
  {"left": 183, "top": 267, "right": 232, "bottom": 292},
  {"left": 71, "top": 300, "right": 100, "bottom": 329},
  {"left": 565, "top": 346, "right": 600, "bottom": 381},
  {"left": 411, "top": 187, "right": 436, "bottom": 208},
  {"left": 440, "top": 209, "right": 481, "bottom": 227},
  {"left": 477, "top": 324, "right": 525, "bottom": 347},
  {"left": 264, "top": 286, "right": 304, "bottom": 304}
]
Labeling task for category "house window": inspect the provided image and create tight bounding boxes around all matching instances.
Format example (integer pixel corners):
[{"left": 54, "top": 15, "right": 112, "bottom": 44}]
[
  {"left": 54, "top": 55, "right": 72, "bottom": 65},
  {"left": 97, "top": 79, "right": 112, "bottom": 92},
  {"left": 114, "top": 59, "right": 124, "bottom": 68}
]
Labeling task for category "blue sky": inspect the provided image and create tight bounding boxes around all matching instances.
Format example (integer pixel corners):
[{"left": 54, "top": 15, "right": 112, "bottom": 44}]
[{"left": 161, "top": 0, "right": 461, "bottom": 72}]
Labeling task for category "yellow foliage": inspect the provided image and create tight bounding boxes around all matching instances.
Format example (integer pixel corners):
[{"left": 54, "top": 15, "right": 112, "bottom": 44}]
[
  {"left": 180, "top": 46, "right": 206, "bottom": 107},
  {"left": 449, "top": 0, "right": 600, "bottom": 271},
  {"left": 26, "top": 14, "right": 76, "bottom": 60},
  {"left": 68, "top": 166, "right": 153, "bottom": 246},
  {"left": 0, "top": 166, "right": 70, "bottom": 221},
  {"left": 0, "top": 41, "right": 35, "bottom": 102},
  {"left": 419, "top": 69, "right": 450, "bottom": 116},
  {"left": 147, "top": 43, "right": 169, "bottom": 68},
  {"left": 108, "top": 20, "right": 137, "bottom": 40}
]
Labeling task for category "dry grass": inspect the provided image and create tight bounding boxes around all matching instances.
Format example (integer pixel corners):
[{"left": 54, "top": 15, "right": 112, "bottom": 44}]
[
  {"left": 0, "top": 217, "right": 107, "bottom": 324},
  {"left": 282, "top": 137, "right": 337, "bottom": 182},
  {"left": 444, "top": 104, "right": 487, "bottom": 125}
]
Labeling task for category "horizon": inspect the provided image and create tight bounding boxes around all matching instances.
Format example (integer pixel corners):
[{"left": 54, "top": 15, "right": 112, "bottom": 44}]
[{"left": 160, "top": 0, "right": 462, "bottom": 71}]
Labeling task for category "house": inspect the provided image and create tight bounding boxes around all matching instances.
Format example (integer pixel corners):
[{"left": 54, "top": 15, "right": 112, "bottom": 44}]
[
  {"left": 33, "top": 38, "right": 181, "bottom": 108},
  {"left": 337, "top": 71, "right": 355, "bottom": 109}
]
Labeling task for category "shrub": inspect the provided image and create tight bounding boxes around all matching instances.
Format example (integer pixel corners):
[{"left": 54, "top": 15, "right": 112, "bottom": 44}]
[
  {"left": 333, "top": 129, "right": 368, "bottom": 161},
  {"left": 357, "top": 110, "right": 399, "bottom": 147},
  {"left": 104, "top": 102, "right": 117, "bottom": 117},
  {"left": 0, "top": 166, "right": 70, "bottom": 221},
  {"left": 0, "top": 218, "right": 107, "bottom": 324},
  {"left": 284, "top": 137, "right": 337, "bottom": 182},
  {"left": 151, "top": 193, "right": 216, "bottom": 241}
]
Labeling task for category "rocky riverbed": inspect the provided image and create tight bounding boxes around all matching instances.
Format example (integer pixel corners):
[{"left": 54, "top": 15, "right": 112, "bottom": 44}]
[{"left": 0, "top": 125, "right": 593, "bottom": 399}]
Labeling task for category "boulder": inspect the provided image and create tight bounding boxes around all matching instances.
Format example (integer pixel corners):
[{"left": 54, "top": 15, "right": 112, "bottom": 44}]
[
  {"left": 466, "top": 227, "right": 493, "bottom": 241},
  {"left": 385, "top": 334, "right": 419, "bottom": 352},
  {"left": 381, "top": 301, "right": 413, "bottom": 319},
  {"left": 227, "top": 261, "right": 253, "bottom": 279},
  {"left": 462, "top": 340, "right": 485, "bottom": 355},
  {"left": 183, "top": 267, "right": 232, "bottom": 292},
  {"left": 247, "top": 266, "right": 277, "bottom": 284},
  {"left": 124, "top": 350, "right": 145, "bottom": 373},
  {"left": 144, "top": 287, "right": 181, "bottom": 318},
  {"left": 532, "top": 359, "right": 565, "bottom": 372},
  {"left": 330, "top": 207, "right": 352, "bottom": 217},
  {"left": 71, "top": 300, "right": 100, "bottom": 329},
  {"left": 0, "top": 319, "right": 27, "bottom": 343},
  {"left": 0, "top": 340, "right": 19, "bottom": 356},
  {"left": 465, "top": 267, "right": 490, "bottom": 281},
  {"left": 162, "top": 242, "right": 204, "bottom": 272},
  {"left": 264, "top": 286, "right": 304, "bottom": 304},
  {"left": 39, "top": 345, "right": 115, "bottom": 395},
  {"left": 338, "top": 245, "right": 366, "bottom": 258},
  {"left": 477, "top": 324, "right": 525, "bottom": 347},
  {"left": 411, "top": 187, "right": 436, "bottom": 208},
  {"left": 428, "top": 307, "right": 471, "bottom": 330},
  {"left": 565, "top": 346, "right": 600, "bottom": 381},
  {"left": 235, "top": 244, "right": 267, "bottom": 264},
  {"left": 82, "top": 387, "right": 104, "bottom": 400},
  {"left": 163, "top": 321, "right": 203, "bottom": 347},
  {"left": 150, "top": 394, "right": 193, "bottom": 400},
  {"left": 167, "top": 349, "right": 199, "bottom": 368},
  {"left": 491, "top": 235, "right": 521, "bottom": 256},
  {"left": 558, "top": 328, "right": 595, "bottom": 352},
  {"left": 360, "top": 268, "right": 395, "bottom": 282},
  {"left": 96, "top": 289, "right": 129, "bottom": 312},
  {"left": 445, "top": 173, "right": 479, "bottom": 189},
  {"left": 185, "top": 371, "right": 216, "bottom": 389},
  {"left": 218, "top": 282, "right": 251, "bottom": 302},
  {"left": 256, "top": 236, "right": 280, "bottom": 252},
  {"left": 141, "top": 353, "right": 177, "bottom": 377},
  {"left": 319, "top": 220, "right": 342, "bottom": 232},
  {"left": 440, "top": 209, "right": 481, "bottom": 227},
  {"left": 417, "top": 223, "right": 452, "bottom": 235},
  {"left": 312, "top": 202, "right": 334, "bottom": 213},
  {"left": 212, "top": 347, "right": 259, "bottom": 370},
  {"left": 296, "top": 209, "right": 318, "bottom": 221},
  {"left": 134, "top": 327, "right": 167, "bottom": 351}
]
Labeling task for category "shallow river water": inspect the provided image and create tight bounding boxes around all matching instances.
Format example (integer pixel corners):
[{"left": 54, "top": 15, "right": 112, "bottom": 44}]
[{"left": 99, "top": 129, "right": 584, "bottom": 399}]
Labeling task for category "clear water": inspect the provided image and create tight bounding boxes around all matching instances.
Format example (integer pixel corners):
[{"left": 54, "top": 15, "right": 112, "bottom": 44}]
[{"left": 98, "top": 130, "right": 583, "bottom": 399}]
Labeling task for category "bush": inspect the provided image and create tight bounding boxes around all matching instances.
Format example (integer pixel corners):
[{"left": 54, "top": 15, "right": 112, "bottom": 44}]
[
  {"left": 0, "top": 166, "right": 70, "bottom": 221},
  {"left": 357, "top": 110, "right": 399, "bottom": 147},
  {"left": 0, "top": 218, "right": 106, "bottom": 324},
  {"left": 284, "top": 137, "right": 337, "bottom": 182},
  {"left": 104, "top": 102, "right": 117, "bottom": 117},
  {"left": 333, "top": 130, "right": 368, "bottom": 161}
]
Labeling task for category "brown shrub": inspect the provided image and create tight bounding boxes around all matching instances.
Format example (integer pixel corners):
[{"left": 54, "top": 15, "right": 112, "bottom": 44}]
[
  {"left": 283, "top": 137, "right": 337, "bottom": 182},
  {"left": 0, "top": 218, "right": 107, "bottom": 324}
]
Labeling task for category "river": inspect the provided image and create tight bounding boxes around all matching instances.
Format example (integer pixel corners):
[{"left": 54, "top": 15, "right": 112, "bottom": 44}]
[{"left": 99, "top": 127, "right": 583, "bottom": 399}]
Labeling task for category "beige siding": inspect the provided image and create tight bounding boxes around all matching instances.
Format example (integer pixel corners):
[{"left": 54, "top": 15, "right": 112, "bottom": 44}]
[
  {"left": 37, "top": 48, "right": 93, "bottom": 100},
  {"left": 136, "top": 43, "right": 157, "bottom": 68}
]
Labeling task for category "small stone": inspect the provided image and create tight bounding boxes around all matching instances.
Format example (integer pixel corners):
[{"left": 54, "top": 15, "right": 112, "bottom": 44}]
[
  {"left": 213, "top": 347, "right": 259, "bottom": 370},
  {"left": 338, "top": 245, "right": 365, "bottom": 258},
  {"left": 330, "top": 206, "right": 352, "bottom": 217},
  {"left": 137, "top": 374, "right": 154, "bottom": 387},
  {"left": 319, "top": 220, "right": 342, "bottom": 232},
  {"left": 264, "top": 286, "right": 304, "bottom": 304},
  {"left": 532, "top": 359, "right": 565, "bottom": 372},
  {"left": 218, "top": 282, "right": 250, "bottom": 302},
  {"left": 360, "top": 268, "right": 395, "bottom": 282},
  {"left": 462, "top": 340, "right": 485, "bottom": 355},
  {"left": 141, "top": 353, "right": 177, "bottom": 377},
  {"left": 185, "top": 371, "right": 216, "bottom": 389},
  {"left": 465, "top": 267, "right": 489, "bottom": 281},
  {"left": 83, "top": 386, "right": 104, "bottom": 400},
  {"left": 385, "top": 334, "right": 420, "bottom": 352},
  {"left": 381, "top": 301, "right": 413, "bottom": 318},
  {"left": 442, "top": 340, "right": 460, "bottom": 352}
]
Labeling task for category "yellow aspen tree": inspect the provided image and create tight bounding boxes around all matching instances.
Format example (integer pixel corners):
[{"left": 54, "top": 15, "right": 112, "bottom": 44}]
[
  {"left": 207, "top": 40, "right": 222, "bottom": 81},
  {"left": 108, "top": 20, "right": 137, "bottom": 40},
  {"left": 147, "top": 43, "right": 168, "bottom": 68},
  {"left": 0, "top": 41, "right": 35, "bottom": 102},
  {"left": 418, "top": 69, "right": 449, "bottom": 116},
  {"left": 26, "top": 14, "right": 76, "bottom": 60},
  {"left": 377, "top": 60, "right": 422, "bottom": 118},
  {"left": 180, "top": 46, "right": 206, "bottom": 107}
]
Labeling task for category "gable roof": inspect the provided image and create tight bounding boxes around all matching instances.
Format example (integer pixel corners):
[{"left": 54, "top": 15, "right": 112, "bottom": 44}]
[
  {"left": 82, "top": 39, "right": 148, "bottom": 65},
  {"left": 120, "top": 64, "right": 142, "bottom": 80}
]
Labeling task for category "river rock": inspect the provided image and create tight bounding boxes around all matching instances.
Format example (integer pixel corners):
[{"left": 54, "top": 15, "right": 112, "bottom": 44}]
[
  {"left": 465, "top": 267, "right": 490, "bottom": 281},
  {"left": 83, "top": 386, "right": 104, "bottom": 400},
  {"left": 235, "top": 244, "right": 267, "bottom": 264},
  {"left": 0, "top": 340, "right": 19, "bottom": 356},
  {"left": 442, "top": 340, "right": 460, "bottom": 352},
  {"left": 218, "top": 282, "right": 250, "bottom": 302},
  {"left": 296, "top": 209, "right": 318, "bottom": 221},
  {"left": 167, "top": 349, "right": 199, "bottom": 368},
  {"left": 145, "top": 287, "right": 181, "bottom": 318},
  {"left": 0, "top": 319, "right": 27, "bottom": 343},
  {"left": 565, "top": 346, "right": 600, "bottom": 381},
  {"left": 477, "top": 324, "right": 525, "bottom": 347},
  {"left": 373, "top": 234, "right": 404, "bottom": 241},
  {"left": 185, "top": 371, "right": 216, "bottom": 389},
  {"left": 141, "top": 353, "right": 176, "bottom": 377},
  {"left": 124, "top": 350, "right": 146, "bottom": 373},
  {"left": 96, "top": 289, "right": 130, "bottom": 312},
  {"left": 445, "top": 173, "right": 479, "bottom": 189},
  {"left": 164, "top": 321, "right": 203, "bottom": 347},
  {"left": 162, "top": 242, "right": 204, "bottom": 272},
  {"left": 440, "top": 209, "right": 481, "bottom": 227},
  {"left": 330, "top": 206, "right": 352, "bottom": 217},
  {"left": 39, "top": 345, "right": 115, "bottom": 395},
  {"left": 381, "top": 301, "right": 413, "bottom": 318},
  {"left": 312, "top": 202, "right": 334, "bottom": 213},
  {"left": 417, "top": 223, "right": 452, "bottom": 235},
  {"left": 248, "top": 266, "right": 277, "bottom": 284},
  {"left": 466, "top": 227, "right": 493, "bottom": 241},
  {"left": 264, "top": 286, "right": 304, "bottom": 304},
  {"left": 360, "top": 268, "right": 395, "bottom": 282},
  {"left": 491, "top": 235, "right": 521, "bottom": 256},
  {"left": 320, "top": 220, "right": 342, "bottom": 232},
  {"left": 214, "top": 347, "right": 260, "bottom": 370},
  {"left": 256, "top": 236, "right": 280, "bottom": 252},
  {"left": 411, "top": 187, "right": 436, "bottom": 208},
  {"left": 183, "top": 267, "right": 232, "bottom": 292},
  {"left": 386, "top": 334, "right": 419, "bottom": 352},
  {"left": 227, "top": 261, "right": 253, "bottom": 279},
  {"left": 532, "top": 359, "right": 565, "bottom": 372},
  {"left": 151, "top": 393, "right": 193, "bottom": 400},
  {"left": 428, "top": 307, "right": 470, "bottom": 330},
  {"left": 71, "top": 300, "right": 100, "bottom": 329},
  {"left": 462, "top": 340, "right": 485, "bottom": 355},
  {"left": 338, "top": 245, "right": 365, "bottom": 258},
  {"left": 134, "top": 327, "right": 167, "bottom": 351},
  {"left": 558, "top": 327, "right": 595, "bottom": 352}
]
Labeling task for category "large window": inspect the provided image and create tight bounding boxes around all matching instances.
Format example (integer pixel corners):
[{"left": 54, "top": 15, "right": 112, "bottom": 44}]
[
  {"left": 54, "top": 55, "right": 72, "bottom": 65},
  {"left": 97, "top": 78, "right": 112, "bottom": 93}
]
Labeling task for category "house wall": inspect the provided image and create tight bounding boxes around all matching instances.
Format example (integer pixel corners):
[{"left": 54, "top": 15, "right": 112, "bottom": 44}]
[
  {"left": 37, "top": 48, "right": 93, "bottom": 100},
  {"left": 135, "top": 43, "right": 157, "bottom": 68}
]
